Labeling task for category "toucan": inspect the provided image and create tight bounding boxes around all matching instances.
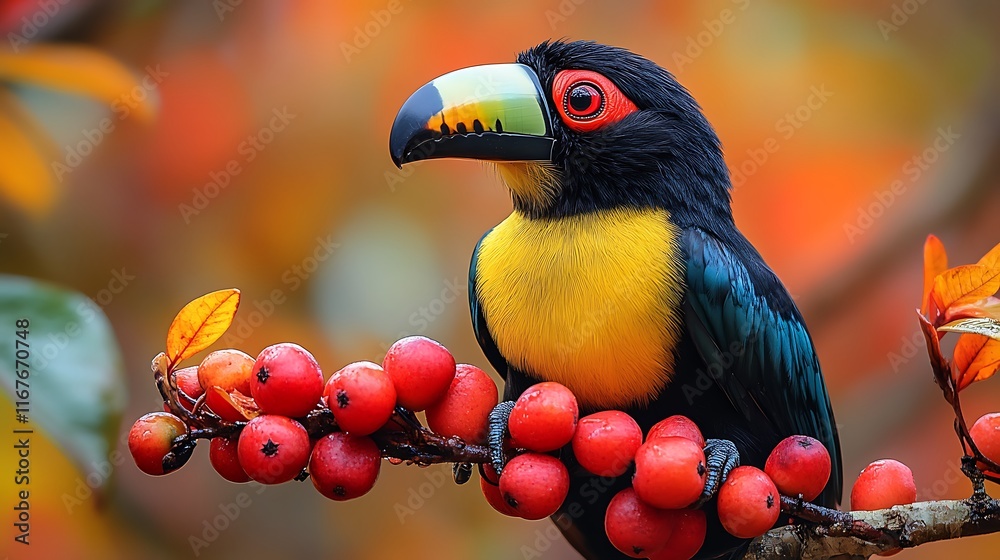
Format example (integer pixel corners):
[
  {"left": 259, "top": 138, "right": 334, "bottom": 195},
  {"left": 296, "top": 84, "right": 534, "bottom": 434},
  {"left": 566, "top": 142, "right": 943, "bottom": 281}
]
[{"left": 389, "top": 40, "right": 841, "bottom": 560}]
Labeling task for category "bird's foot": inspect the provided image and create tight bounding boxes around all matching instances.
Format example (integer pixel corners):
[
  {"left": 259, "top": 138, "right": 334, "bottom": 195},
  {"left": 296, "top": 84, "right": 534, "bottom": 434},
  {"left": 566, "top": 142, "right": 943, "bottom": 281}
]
[
  {"left": 696, "top": 438, "right": 740, "bottom": 507},
  {"left": 487, "top": 400, "right": 516, "bottom": 475}
]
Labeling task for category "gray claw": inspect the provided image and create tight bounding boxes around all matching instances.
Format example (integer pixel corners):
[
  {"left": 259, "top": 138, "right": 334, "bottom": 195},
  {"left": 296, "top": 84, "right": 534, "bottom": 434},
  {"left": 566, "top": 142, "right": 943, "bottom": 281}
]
[
  {"left": 696, "top": 438, "right": 740, "bottom": 507},
  {"left": 487, "top": 400, "right": 516, "bottom": 475}
]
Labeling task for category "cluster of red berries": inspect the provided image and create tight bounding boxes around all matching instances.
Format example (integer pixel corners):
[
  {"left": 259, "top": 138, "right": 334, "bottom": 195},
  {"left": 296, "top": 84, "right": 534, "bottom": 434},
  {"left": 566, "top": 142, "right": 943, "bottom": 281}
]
[
  {"left": 476, "top": 379, "right": 922, "bottom": 559},
  {"left": 471, "top": 380, "right": 819, "bottom": 558},
  {"left": 128, "top": 333, "right": 936, "bottom": 560},
  {"left": 129, "top": 336, "right": 500, "bottom": 502}
]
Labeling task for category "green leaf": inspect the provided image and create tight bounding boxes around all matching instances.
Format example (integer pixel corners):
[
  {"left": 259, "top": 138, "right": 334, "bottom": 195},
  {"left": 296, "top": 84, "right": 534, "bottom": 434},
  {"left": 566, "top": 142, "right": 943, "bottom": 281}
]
[
  {"left": 938, "top": 317, "right": 1000, "bottom": 341},
  {"left": 0, "top": 274, "right": 126, "bottom": 485}
]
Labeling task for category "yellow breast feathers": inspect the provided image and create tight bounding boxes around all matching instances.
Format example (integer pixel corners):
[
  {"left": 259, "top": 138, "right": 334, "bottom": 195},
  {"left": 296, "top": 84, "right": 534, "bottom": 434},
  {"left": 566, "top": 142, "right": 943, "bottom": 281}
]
[{"left": 475, "top": 208, "right": 684, "bottom": 409}]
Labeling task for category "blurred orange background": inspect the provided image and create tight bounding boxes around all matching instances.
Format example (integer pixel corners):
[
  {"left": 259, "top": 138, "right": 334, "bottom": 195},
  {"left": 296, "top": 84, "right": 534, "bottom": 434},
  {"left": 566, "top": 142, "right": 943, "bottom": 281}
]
[{"left": 1, "top": 1, "right": 999, "bottom": 558}]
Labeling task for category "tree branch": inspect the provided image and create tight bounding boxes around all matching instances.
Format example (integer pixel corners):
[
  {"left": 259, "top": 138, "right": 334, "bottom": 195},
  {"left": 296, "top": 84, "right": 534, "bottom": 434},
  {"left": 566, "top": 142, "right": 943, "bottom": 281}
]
[{"left": 745, "top": 497, "right": 1000, "bottom": 560}]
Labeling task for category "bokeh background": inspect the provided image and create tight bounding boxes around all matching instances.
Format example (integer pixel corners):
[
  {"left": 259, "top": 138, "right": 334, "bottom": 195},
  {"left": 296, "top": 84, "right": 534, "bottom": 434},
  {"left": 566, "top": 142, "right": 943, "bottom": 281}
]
[{"left": 1, "top": 1, "right": 999, "bottom": 558}]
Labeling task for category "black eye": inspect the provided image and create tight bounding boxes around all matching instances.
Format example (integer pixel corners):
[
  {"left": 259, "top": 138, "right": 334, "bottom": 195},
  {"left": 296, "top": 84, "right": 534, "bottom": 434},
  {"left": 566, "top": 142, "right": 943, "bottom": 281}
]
[{"left": 563, "top": 82, "right": 604, "bottom": 120}]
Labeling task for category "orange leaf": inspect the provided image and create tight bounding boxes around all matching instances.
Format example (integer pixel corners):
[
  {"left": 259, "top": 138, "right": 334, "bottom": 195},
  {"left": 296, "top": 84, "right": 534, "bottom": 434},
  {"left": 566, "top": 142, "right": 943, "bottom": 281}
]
[
  {"left": 166, "top": 289, "right": 240, "bottom": 366},
  {"left": 922, "top": 235, "right": 948, "bottom": 316},
  {"left": 944, "top": 296, "right": 1000, "bottom": 323},
  {"left": 978, "top": 240, "right": 1000, "bottom": 272},
  {"left": 931, "top": 265, "right": 1000, "bottom": 318},
  {"left": 953, "top": 333, "right": 1000, "bottom": 391},
  {"left": 205, "top": 386, "right": 259, "bottom": 421}
]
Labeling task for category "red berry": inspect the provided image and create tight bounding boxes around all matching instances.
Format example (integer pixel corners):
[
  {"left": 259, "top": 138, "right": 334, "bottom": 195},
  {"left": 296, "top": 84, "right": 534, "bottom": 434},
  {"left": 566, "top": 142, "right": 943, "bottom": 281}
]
[
  {"left": 717, "top": 466, "right": 780, "bottom": 538},
  {"left": 325, "top": 361, "right": 396, "bottom": 435},
  {"left": 605, "top": 487, "right": 674, "bottom": 558},
  {"left": 850, "top": 459, "right": 916, "bottom": 511},
  {"left": 765, "top": 435, "right": 831, "bottom": 502},
  {"left": 572, "top": 410, "right": 642, "bottom": 477},
  {"left": 632, "top": 437, "right": 706, "bottom": 509},
  {"left": 480, "top": 465, "right": 519, "bottom": 516},
  {"left": 382, "top": 336, "right": 456, "bottom": 411},
  {"left": 499, "top": 453, "right": 570, "bottom": 520},
  {"left": 198, "top": 349, "right": 255, "bottom": 395},
  {"left": 173, "top": 366, "right": 204, "bottom": 412},
  {"left": 647, "top": 509, "right": 707, "bottom": 560},
  {"left": 508, "top": 382, "right": 579, "bottom": 452},
  {"left": 851, "top": 459, "right": 917, "bottom": 557},
  {"left": 309, "top": 432, "right": 381, "bottom": 500},
  {"left": 425, "top": 364, "right": 499, "bottom": 444},
  {"left": 970, "top": 413, "right": 1000, "bottom": 472},
  {"left": 128, "top": 412, "right": 187, "bottom": 476},
  {"left": 251, "top": 343, "right": 324, "bottom": 417},
  {"left": 237, "top": 414, "right": 311, "bottom": 484},
  {"left": 209, "top": 437, "right": 251, "bottom": 483},
  {"left": 647, "top": 415, "right": 705, "bottom": 448}
]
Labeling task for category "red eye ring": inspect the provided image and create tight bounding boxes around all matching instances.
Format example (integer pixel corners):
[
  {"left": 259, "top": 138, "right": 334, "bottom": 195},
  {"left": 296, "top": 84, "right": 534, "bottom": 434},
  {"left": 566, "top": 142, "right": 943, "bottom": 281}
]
[
  {"left": 563, "top": 81, "right": 605, "bottom": 120},
  {"left": 552, "top": 69, "right": 638, "bottom": 133}
]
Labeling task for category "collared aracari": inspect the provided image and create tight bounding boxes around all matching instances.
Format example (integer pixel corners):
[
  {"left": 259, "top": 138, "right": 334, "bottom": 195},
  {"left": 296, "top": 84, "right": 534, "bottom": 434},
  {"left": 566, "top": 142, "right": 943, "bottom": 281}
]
[{"left": 388, "top": 40, "right": 841, "bottom": 560}]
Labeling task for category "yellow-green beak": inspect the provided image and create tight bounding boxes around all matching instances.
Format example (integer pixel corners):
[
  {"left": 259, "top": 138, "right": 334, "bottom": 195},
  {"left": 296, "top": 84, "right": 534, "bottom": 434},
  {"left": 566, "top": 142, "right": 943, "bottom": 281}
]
[{"left": 389, "top": 63, "right": 555, "bottom": 168}]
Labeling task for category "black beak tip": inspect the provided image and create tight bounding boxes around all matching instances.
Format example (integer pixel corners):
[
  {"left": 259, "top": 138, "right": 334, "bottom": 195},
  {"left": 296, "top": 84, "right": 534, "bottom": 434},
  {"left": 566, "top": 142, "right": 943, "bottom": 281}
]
[
  {"left": 388, "top": 131, "right": 407, "bottom": 169},
  {"left": 389, "top": 81, "right": 445, "bottom": 169}
]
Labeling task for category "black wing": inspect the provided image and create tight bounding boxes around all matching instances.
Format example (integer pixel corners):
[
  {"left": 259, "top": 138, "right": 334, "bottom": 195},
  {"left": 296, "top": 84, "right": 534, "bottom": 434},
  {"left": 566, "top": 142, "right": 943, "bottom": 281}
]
[{"left": 683, "top": 227, "right": 842, "bottom": 507}]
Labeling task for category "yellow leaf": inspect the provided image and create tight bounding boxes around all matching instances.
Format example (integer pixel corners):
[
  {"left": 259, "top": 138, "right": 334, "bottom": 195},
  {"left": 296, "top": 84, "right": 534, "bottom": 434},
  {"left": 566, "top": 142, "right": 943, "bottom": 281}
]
[
  {"left": 931, "top": 265, "right": 1000, "bottom": 315},
  {"left": 0, "top": 45, "right": 156, "bottom": 123},
  {"left": 978, "top": 240, "right": 1000, "bottom": 273},
  {"left": 166, "top": 289, "right": 241, "bottom": 367},
  {"left": 953, "top": 334, "right": 1000, "bottom": 391},
  {"left": 922, "top": 235, "right": 948, "bottom": 316},
  {"left": 0, "top": 90, "right": 56, "bottom": 216}
]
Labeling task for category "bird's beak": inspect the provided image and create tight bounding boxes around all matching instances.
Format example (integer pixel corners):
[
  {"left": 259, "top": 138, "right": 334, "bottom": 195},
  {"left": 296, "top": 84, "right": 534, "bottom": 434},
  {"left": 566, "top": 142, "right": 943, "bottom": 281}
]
[{"left": 389, "top": 63, "right": 556, "bottom": 168}]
